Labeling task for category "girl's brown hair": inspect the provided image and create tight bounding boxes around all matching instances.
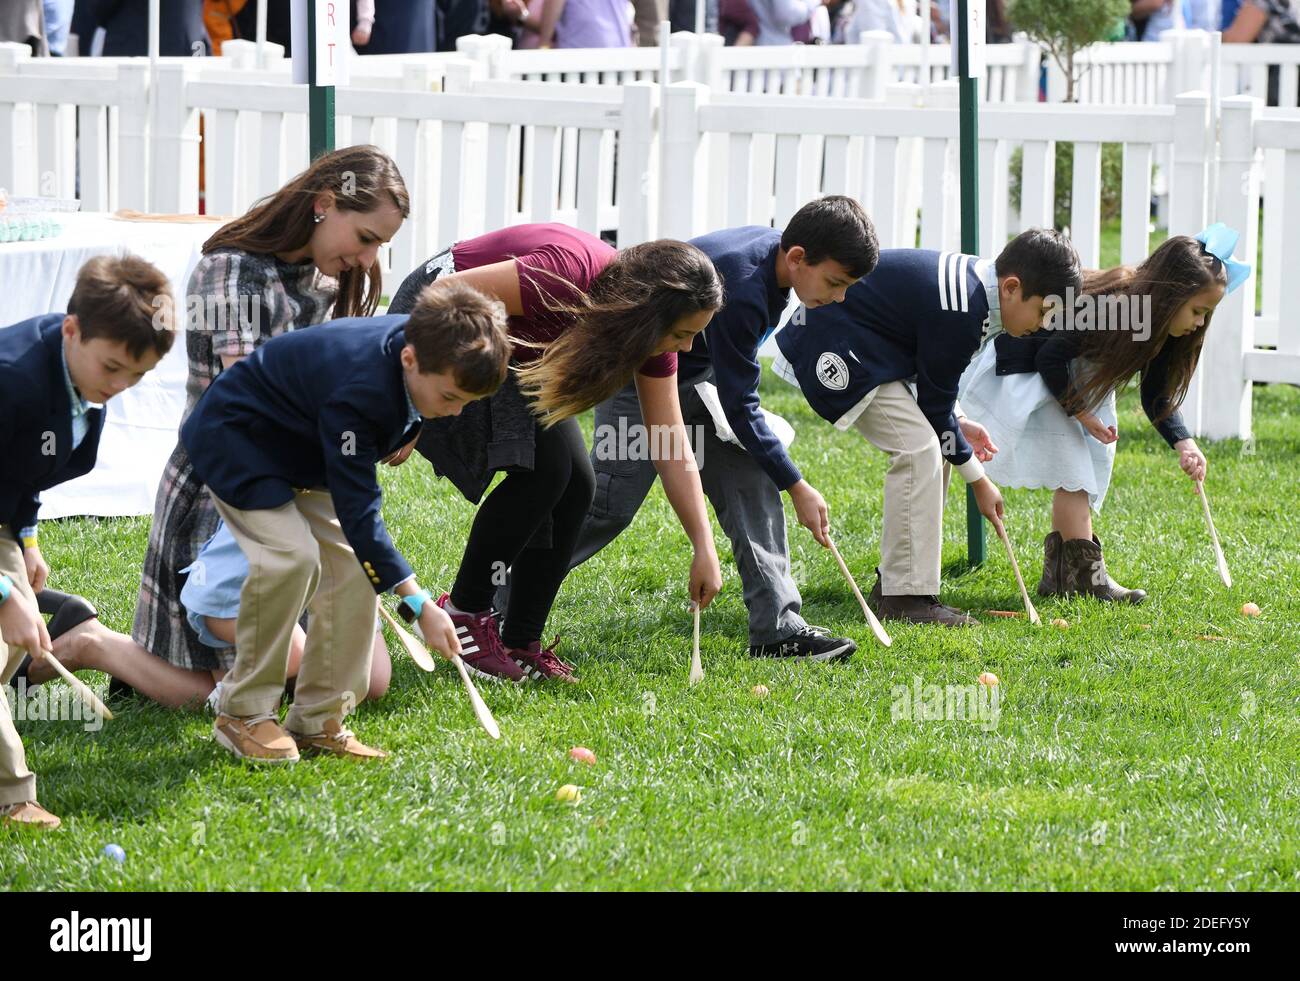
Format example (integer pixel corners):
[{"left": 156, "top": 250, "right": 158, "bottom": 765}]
[
  {"left": 202, "top": 145, "right": 409, "bottom": 317},
  {"left": 1066, "top": 236, "right": 1227, "bottom": 421},
  {"left": 515, "top": 240, "right": 723, "bottom": 425}
]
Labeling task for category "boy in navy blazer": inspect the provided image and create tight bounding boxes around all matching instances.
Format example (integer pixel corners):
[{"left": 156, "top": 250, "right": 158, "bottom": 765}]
[
  {"left": 1, "top": 255, "right": 175, "bottom": 830},
  {"left": 182, "top": 281, "right": 510, "bottom": 763},
  {"left": 774, "top": 229, "right": 1082, "bottom": 626}
]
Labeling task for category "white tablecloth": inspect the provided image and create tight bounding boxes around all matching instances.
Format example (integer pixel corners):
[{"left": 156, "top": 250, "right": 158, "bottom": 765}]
[{"left": 0, "top": 212, "right": 218, "bottom": 519}]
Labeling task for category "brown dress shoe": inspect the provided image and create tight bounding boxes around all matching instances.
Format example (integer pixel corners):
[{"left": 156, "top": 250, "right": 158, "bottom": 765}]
[
  {"left": 214, "top": 713, "right": 300, "bottom": 763},
  {"left": 290, "top": 719, "right": 388, "bottom": 760},
  {"left": 1, "top": 801, "right": 62, "bottom": 829},
  {"left": 1037, "top": 531, "right": 1064, "bottom": 597},
  {"left": 868, "top": 572, "right": 977, "bottom": 627},
  {"left": 1060, "top": 536, "right": 1146, "bottom": 604}
]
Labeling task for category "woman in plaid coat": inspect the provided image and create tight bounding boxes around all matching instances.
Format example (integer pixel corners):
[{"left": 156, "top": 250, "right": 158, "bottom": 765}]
[{"left": 25, "top": 146, "right": 407, "bottom": 707}]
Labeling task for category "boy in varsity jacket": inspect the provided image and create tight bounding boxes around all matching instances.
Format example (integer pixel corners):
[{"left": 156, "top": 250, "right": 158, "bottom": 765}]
[{"left": 773, "top": 229, "right": 1082, "bottom": 626}]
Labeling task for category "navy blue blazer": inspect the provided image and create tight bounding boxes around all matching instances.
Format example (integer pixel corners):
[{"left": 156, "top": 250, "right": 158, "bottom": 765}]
[
  {"left": 181, "top": 317, "right": 423, "bottom": 593},
  {"left": 776, "top": 249, "right": 992, "bottom": 475},
  {"left": 0, "top": 315, "right": 106, "bottom": 536},
  {"left": 679, "top": 226, "right": 801, "bottom": 490}
]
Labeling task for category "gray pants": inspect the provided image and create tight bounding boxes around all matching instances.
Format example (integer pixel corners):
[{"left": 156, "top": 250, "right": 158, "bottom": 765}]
[{"left": 563, "top": 369, "right": 807, "bottom": 645}]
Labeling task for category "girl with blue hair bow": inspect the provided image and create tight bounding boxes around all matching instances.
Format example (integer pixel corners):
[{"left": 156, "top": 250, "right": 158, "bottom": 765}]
[{"left": 958, "top": 224, "right": 1250, "bottom": 605}]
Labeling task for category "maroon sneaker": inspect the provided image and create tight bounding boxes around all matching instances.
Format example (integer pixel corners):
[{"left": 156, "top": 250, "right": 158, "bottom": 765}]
[
  {"left": 507, "top": 636, "right": 577, "bottom": 683},
  {"left": 435, "top": 594, "right": 525, "bottom": 683}
]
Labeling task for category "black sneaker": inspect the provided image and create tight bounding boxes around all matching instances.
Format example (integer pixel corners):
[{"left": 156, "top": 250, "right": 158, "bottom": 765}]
[{"left": 749, "top": 627, "right": 856, "bottom": 662}]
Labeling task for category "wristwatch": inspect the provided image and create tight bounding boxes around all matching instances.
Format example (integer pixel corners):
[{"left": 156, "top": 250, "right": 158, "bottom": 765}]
[{"left": 398, "top": 589, "right": 433, "bottom": 624}]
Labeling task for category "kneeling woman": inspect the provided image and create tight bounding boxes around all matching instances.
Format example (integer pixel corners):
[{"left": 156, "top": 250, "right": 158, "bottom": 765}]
[
  {"left": 390, "top": 223, "right": 724, "bottom": 682},
  {"left": 958, "top": 225, "right": 1249, "bottom": 602}
]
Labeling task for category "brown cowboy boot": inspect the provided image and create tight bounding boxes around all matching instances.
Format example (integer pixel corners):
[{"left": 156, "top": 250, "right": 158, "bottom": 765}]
[
  {"left": 1037, "top": 531, "right": 1064, "bottom": 597},
  {"left": 1060, "top": 535, "right": 1146, "bottom": 605}
]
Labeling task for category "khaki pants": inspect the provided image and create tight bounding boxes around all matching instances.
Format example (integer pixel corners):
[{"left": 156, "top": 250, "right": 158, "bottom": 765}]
[
  {"left": 851, "top": 382, "right": 952, "bottom": 596},
  {"left": 0, "top": 527, "right": 38, "bottom": 806},
  {"left": 211, "top": 490, "right": 377, "bottom": 736}
]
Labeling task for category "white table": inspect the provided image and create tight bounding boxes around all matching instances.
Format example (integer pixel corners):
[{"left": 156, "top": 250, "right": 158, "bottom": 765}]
[{"left": 0, "top": 212, "right": 220, "bottom": 519}]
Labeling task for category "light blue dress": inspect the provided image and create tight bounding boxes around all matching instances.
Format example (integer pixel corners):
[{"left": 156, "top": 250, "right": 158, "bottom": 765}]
[{"left": 958, "top": 342, "right": 1119, "bottom": 512}]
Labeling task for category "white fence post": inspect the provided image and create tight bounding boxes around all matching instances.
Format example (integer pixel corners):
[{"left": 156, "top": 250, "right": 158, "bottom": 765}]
[
  {"left": 0, "top": 43, "right": 35, "bottom": 195},
  {"left": 455, "top": 34, "right": 501, "bottom": 79},
  {"left": 1171, "top": 91, "right": 1212, "bottom": 431},
  {"left": 1015, "top": 36, "right": 1041, "bottom": 103},
  {"left": 696, "top": 32, "right": 725, "bottom": 91},
  {"left": 1165, "top": 29, "right": 1210, "bottom": 100},
  {"left": 886, "top": 83, "right": 924, "bottom": 247},
  {"left": 1044, "top": 51, "right": 1067, "bottom": 103},
  {"left": 1200, "top": 95, "right": 1260, "bottom": 441},
  {"left": 150, "top": 62, "right": 200, "bottom": 213},
  {"left": 859, "top": 31, "right": 893, "bottom": 100},
  {"left": 1170, "top": 92, "right": 1211, "bottom": 235},
  {"left": 617, "top": 81, "right": 657, "bottom": 245},
  {"left": 117, "top": 62, "right": 151, "bottom": 210},
  {"left": 397, "top": 61, "right": 442, "bottom": 276},
  {"left": 658, "top": 82, "right": 706, "bottom": 240},
  {"left": 669, "top": 31, "right": 701, "bottom": 84}
]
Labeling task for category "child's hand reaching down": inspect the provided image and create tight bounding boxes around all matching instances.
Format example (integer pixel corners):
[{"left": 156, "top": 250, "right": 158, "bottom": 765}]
[
  {"left": 1076, "top": 411, "right": 1118, "bottom": 444},
  {"left": 959, "top": 418, "right": 999, "bottom": 462},
  {"left": 1175, "top": 438, "right": 1207, "bottom": 482}
]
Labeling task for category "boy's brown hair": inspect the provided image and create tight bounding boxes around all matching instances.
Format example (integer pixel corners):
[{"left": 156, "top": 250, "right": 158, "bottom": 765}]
[
  {"left": 405, "top": 279, "right": 511, "bottom": 395},
  {"left": 67, "top": 255, "right": 176, "bottom": 359}
]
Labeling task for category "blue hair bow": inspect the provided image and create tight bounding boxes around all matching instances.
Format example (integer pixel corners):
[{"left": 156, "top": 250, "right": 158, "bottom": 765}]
[{"left": 1195, "top": 223, "right": 1251, "bottom": 294}]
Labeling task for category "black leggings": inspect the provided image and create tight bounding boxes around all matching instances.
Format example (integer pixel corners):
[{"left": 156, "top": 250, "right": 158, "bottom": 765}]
[{"left": 451, "top": 416, "right": 595, "bottom": 648}]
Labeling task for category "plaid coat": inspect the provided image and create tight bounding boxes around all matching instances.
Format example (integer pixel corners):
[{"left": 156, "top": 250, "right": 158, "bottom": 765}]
[{"left": 130, "top": 249, "right": 335, "bottom": 672}]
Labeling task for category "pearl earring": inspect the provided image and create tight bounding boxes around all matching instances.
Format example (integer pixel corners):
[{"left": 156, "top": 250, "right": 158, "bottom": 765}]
[{"left": 313, "top": 212, "right": 325, "bottom": 224}]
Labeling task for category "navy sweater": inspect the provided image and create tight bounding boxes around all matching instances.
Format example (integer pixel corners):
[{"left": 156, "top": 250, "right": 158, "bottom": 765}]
[
  {"left": 181, "top": 317, "right": 423, "bottom": 594},
  {"left": 775, "top": 249, "right": 993, "bottom": 480},
  {"left": 0, "top": 316, "right": 106, "bottom": 535},
  {"left": 680, "top": 226, "right": 800, "bottom": 490}
]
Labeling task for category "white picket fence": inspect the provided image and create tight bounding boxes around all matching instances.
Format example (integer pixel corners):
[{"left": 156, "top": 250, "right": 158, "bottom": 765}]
[
  {"left": 1192, "top": 96, "right": 1300, "bottom": 440},
  {"left": 658, "top": 85, "right": 1204, "bottom": 260},
  {"left": 3, "top": 34, "right": 1298, "bottom": 441},
  {"left": 11, "top": 28, "right": 1300, "bottom": 216},
  {"left": 171, "top": 64, "right": 656, "bottom": 280}
]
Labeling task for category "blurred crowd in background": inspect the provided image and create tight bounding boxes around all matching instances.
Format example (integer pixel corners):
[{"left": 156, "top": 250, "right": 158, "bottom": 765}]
[{"left": 1, "top": 1, "right": 1296, "bottom": 59}]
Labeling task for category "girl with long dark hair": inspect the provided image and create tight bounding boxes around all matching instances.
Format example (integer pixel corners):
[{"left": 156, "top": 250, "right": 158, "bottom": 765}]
[
  {"left": 958, "top": 226, "right": 1251, "bottom": 602},
  {"left": 389, "top": 223, "right": 724, "bottom": 683}
]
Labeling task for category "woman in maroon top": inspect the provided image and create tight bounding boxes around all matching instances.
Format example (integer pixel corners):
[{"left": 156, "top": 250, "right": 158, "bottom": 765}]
[{"left": 389, "top": 223, "right": 724, "bottom": 683}]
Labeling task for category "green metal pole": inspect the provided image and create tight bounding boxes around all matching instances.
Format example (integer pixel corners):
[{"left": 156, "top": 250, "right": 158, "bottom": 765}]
[
  {"left": 957, "top": 0, "right": 986, "bottom": 567},
  {"left": 307, "top": 1, "right": 335, "bottom": 159}
]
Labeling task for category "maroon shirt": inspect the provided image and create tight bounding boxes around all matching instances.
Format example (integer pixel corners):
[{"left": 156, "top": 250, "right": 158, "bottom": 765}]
[{"left": 451, "top": 223, "right": 677, "bottom": 378}]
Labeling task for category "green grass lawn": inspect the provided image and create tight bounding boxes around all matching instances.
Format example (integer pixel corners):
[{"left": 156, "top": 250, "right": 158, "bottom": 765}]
[{"left": 3, "top": 373, "right": 1298, "bottom": 891}]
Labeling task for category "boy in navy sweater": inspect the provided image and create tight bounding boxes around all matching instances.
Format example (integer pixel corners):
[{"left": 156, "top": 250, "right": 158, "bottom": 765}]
[
  {"left": 181, "top": 281, "right": 510, "bottom": 763},
  {"left": 1, "top": 255, "right": 175, "bottom": 829},
  {"left": 774, "top": 229, "right": 1082, "bottom": 625},
  {"left": 564, "top": 197, "right": 880, "bottom": 661}
]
